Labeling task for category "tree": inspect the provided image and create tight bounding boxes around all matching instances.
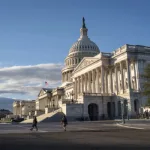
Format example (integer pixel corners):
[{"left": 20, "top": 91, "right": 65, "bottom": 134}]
[{"left": 142, "top": 64, "right": 150, "bottom": 106}]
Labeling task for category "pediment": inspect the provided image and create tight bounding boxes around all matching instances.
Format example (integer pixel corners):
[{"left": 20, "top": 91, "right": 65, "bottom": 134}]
[
  {"left": 38, "top": 89, "right": 46, "bottom": 97},
  {"left": 74, "top": 57, "right": 99, "bottom": 73}
]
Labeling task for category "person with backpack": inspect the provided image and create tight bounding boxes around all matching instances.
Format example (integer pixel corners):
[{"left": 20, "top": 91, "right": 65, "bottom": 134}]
[
  {"left": 61, "top": 115, "right": 68, "bottom": 131},
  {"left": 30, "top": 116, "right": 38, "bottom": 131}
]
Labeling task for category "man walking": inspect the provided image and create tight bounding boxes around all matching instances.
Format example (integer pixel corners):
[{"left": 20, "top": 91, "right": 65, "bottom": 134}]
[
  {"left": 61, "top": 115, "right": 68, "bottom": 131},
  {"left": 30, "top": 116, "right": 38, "bottom": 131}
]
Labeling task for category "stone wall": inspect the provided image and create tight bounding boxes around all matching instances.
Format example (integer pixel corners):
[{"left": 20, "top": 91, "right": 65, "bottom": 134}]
[
  {"left": 83, "top": 95, "right": 112, "bottom": 119},
  {"left": 61, "top": 103, "right": 83, "bottom": 121}
]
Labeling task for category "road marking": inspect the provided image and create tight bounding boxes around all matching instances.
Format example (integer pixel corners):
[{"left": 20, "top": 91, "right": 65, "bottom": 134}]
[{"left": 116, "top": 123, "right": 145, "bottom": 130}]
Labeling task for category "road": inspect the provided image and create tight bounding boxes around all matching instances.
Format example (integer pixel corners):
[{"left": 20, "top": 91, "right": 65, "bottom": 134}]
[
  {"left": 0, "top": 121, "right": 150, "bottom": 150},
  {"left": 0, "top": 121, "right": 122, "bottom": 133},
  {"left": 118, "top": 119, "right": 150, "bottom": 129}
]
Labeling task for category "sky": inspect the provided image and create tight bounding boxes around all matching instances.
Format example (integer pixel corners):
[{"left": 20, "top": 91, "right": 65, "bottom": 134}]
[{"left": 0, "top": 0, "right": 150, "bottom": 100}]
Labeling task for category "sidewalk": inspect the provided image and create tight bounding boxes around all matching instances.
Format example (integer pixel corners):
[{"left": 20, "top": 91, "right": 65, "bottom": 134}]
[{"left": 116, "top": 119, "right": 150, "bottom": 130}]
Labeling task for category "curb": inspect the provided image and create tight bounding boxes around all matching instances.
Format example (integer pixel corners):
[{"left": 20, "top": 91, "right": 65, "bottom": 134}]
[{"left": 116, "top": 123, "right": 145, "bottom": 130}]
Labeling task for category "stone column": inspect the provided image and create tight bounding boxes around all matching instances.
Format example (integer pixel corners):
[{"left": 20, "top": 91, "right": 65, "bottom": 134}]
[
  {"left": 115, "top": 65, "right": 118, "bottom": 94},
  {"left": 133, "top": 60, "right": 137, "bottom": 90},
  {"left": 77, "top": 77, "right": 79, "bottom": 97},
  {"left": 67, "top": 72, "right": 68, "bottom": 81},
  {"left": 74, "top": 79, "right": 76, "bottom": 100},
  {"left": 96, "top": 68, "right": 99, "bottom": 93},
  {"left": 101, "top": 66, "right": 104, "bottom": 93},
  {"left": 82, "top": 75, "right": 84, "bottom": 93},
  {"left": 87, "top": 73, "right": 89, "bottom": 92},
  {"left": 126, "top": 59, "right": 131, "bottom": 91},
  {"left": 75, "top": 78, "right": 77, "bottom": 99},
  {"left": 135, "top": 60, "right": 140, "bottom": 91},
  {"left": 68, "top": 72, "right": 70, "bottom": 81},
  {"left": 81, "top": 75, "right": 83, "bottom": 94},
  {"left": 92, "top": 70, "right": 95, "bottom": 93},
  {"left": 88, "top": 72, "right": 91, "bottom": 93},
  {"left": 79, "top": 76, "right": 81, "bottom": 94},
  {"left": 64, "top": 72, "right": 66, "bottom": 82},
  {"left": 85, "top": 74, "right": 87, "bottom": 93},
  {"left": 110, "top": 68, "right": 113, "bottom": 94},
  {"left": 105, "top": 71, "right": 108, "bottom": 93},
  {"left": 120, "top": 62, "right": 124, "bottom": 93}
]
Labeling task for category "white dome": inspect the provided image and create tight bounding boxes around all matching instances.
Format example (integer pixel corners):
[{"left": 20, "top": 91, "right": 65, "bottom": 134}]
[{"left": 69, "top": 35, "right": 100, "bottom": 55}]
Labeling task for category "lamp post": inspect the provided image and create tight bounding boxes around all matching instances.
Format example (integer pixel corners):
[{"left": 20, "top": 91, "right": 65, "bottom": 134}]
[
  {"left": 53, "top": 99, "right": 55, "bottom": 111},
  {"left": 71, "top": 91, "right": 74, "bottom": 103},
  {"left": 102, "top": 95, "right": 104, "bottom": 120},
  {"left": 126, "top": 101, "right": 129, "bottom": 120},
  {"left": 121, "top": 100, "right": 125, "bottom": 124}
]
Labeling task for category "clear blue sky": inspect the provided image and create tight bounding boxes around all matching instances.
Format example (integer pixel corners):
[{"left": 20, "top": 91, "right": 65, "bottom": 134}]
[{"left": 0, "top": 0, "right": 150, "bottom": 66}]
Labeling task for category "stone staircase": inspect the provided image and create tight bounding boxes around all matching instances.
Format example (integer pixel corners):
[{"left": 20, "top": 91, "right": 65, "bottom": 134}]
[{"left": 21, "top": 108, "right": 63, "bottom": 124}]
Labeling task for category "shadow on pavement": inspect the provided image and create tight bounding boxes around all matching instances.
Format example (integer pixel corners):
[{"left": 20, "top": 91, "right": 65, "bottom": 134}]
[{"left": 1, "top": 143, "right": 150, "bottom": 150}]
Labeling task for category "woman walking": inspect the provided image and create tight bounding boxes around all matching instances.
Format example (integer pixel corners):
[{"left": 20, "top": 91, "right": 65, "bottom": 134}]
[{"left": 30, "top": 116, "right": 38, "bottom": 131}]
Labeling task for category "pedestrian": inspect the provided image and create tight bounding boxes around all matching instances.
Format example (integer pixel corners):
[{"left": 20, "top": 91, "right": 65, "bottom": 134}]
[
  {"left": 61, "top": 115, "right": 68, "bottom": 131},
  {"left": 30, "top": 116, "right": 38, "bottom": 131},
  {"left": 146, "top": 110, "right": 149, "bottom": 119}
]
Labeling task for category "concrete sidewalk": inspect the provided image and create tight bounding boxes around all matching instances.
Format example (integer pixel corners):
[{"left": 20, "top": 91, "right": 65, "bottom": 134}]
[{"left": 116, "top": 119, "right": 150, "bottom": 130}]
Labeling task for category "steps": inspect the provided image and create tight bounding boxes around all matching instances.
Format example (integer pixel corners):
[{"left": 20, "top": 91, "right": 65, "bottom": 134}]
[{"left": 21, "top": 108, "right": 63, "bottom": 123}]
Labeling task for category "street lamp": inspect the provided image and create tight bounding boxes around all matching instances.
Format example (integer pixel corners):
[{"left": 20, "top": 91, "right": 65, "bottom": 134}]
[
  {"left": 102, "top": 95, "right": 104, "bottom": 120},
  {"left": 53, "top": 99, "right": 55, "bottom": 111},
  {"left": 121, "top": 100, "right": 125, "bottom": 124},
  {"left": 71, "top": 91, "right": 74, "bottom": 103},
  {"left": 126, "top": 101, "right": 129, "bottom": 120}
]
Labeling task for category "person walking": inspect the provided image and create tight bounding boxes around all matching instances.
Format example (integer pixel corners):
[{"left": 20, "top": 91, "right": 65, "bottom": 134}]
[
  {"left": 30, "top": 116, "right": 38, "bottom": 131},
  {"left": 61, "top": 115, "right": 68, "bottom": 131}
]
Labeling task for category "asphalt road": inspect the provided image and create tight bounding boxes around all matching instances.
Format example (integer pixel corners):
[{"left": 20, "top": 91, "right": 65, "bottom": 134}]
[
  {"left": 0, "top": 121, "right": 150, "bottom": 150},
  {"left": 119, "top": 119, "right": 150, "bottom": 129},
  {"left": 0, "top": 121, "right": 123, "bottom": 133}
]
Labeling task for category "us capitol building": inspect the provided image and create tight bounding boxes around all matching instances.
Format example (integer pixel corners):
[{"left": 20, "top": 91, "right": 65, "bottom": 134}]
[{"left": 13, "top": 18, "right": 150, "bottom": 122}]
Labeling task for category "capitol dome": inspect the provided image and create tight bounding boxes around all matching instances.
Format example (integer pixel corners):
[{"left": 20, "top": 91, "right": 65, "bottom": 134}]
[
  {"left": 62, "top": 17, "right": 100, "bottom": 83},
  {"left": 69, "top": 24, "right": 100, "bottom": 55}
]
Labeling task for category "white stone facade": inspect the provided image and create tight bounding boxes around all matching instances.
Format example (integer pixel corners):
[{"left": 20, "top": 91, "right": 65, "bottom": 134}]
[{"left": 13, "top": 100, "right": 35, "bottom": 118}]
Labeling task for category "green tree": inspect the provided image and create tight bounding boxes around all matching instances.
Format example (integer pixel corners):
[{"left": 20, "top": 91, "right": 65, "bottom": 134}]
[{"left": 142, "top": 64, "right": 150, "bottom": 106}]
